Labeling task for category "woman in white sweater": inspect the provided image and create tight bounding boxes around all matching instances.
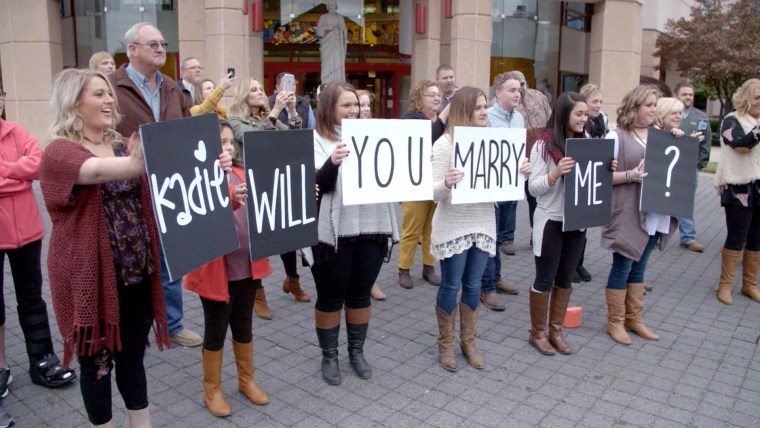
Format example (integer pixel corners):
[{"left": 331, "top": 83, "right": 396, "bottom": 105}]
[{"left": 430, "top": 87, "right": 495, "bottom": 372}]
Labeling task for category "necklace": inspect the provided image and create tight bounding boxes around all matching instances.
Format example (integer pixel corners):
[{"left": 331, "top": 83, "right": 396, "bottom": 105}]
[
  {"left": 633, "top": 125, "right": 649, "bottom": 129},
  {"left": 632, "top": 128, "right": 647, "bottom": 146},
  {"left": 82, "top": 135, "right": 103, "bottom": 145}
]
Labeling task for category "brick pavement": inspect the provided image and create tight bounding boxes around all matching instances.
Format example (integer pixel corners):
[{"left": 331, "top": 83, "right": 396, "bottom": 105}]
[{"left": 2, "top": 174, "right": 760, "bottom": 427}]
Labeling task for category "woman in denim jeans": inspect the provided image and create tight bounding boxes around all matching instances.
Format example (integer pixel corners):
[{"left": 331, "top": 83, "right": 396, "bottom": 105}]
[
  {"left": 601, "top": 85, "right": 677, "bottom": 346},
  {"left": 430, "top": 87, "right": 495, "bottom": 372}
]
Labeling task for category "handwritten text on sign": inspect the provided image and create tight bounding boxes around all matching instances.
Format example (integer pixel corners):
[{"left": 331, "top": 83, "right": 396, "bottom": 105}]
[
  {"left": 562, "top": 138, "right": 614, "bottom": 231},
  {"left": 640, "top": 128, "right": 699, "bottom": 218},
  {"left": 140, "top": 114, "right": 239, "bottom": 281},
  {"left": 341, "top": 119, "right": 433, "bottom": 205},
  {"left": 244, "top": 129, "right": 318, "bottom": 260},
  {"left": 450, "top": 126, "right": 526, "bottom": 204}
]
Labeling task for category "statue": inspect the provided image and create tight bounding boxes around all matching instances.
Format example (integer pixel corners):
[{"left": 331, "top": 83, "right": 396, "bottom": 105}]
[{"left": 316, "top": 0, "right": 347, "bottom": 84}]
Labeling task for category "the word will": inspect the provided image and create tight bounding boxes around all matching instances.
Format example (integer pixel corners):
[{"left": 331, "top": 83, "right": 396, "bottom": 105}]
[{"left": 248, "top": 164, "right": 316, "bottom": 233}]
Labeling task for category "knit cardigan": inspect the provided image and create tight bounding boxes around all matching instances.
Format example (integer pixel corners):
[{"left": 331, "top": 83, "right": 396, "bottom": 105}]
[
  {"left": 430, "top": 133, "right": 496, "bottom": 259},
  {"left": 189, "top": 86, "right": 228, "bottom": 119}
]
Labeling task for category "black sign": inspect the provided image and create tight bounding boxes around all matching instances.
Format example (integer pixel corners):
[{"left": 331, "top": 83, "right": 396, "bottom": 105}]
[
  {"left": 641, "top": 128, "right": 699, "bottom": 218},
  {"left": 243, "top": 129, "right": 318, "bottom": 260},
  {"left": 140, "top": 114, "right": 239, "bottom": 281},
  {"left": 563, "top": 138, "right": 615, "bottom": 231}
]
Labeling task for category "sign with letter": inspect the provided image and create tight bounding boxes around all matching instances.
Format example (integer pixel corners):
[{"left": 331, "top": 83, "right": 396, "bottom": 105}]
[
  {"left": 140, "top": 114, "right": 239, "bottom": 281},
  {"left": 562, "top": 138, "right": 614, "bottom": 231},
  {"left": 450, "top": 126, "right": 526, "bottom": 204},
  {"left": 640, "top": 128, "right": 699, "bottom": 218},
  {"left": 341, "top": 119, "right": 433, "bottom": 205},
  {"left": 243, "top": 129, "right": 318, "bottom": 260}
]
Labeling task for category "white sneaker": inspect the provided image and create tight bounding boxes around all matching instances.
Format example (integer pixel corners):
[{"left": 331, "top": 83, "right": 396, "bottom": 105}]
[{"left": 170, "top": 328, "right": 202, "bottom": 347}]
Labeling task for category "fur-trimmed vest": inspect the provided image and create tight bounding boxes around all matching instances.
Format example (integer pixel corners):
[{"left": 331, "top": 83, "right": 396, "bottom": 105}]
[{"left": 715, "top": 112, "right": 760, "bottom": 187}]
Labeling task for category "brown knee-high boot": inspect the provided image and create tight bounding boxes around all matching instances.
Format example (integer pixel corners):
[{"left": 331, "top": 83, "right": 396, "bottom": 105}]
[
  {"left": 346, "top": 307, "right": 372, "bottom": 379},
  {"left": 232, "top": 340, "right": 269, "bottom": 405},
  {"left": 605, "top": 288, "right": 631, "bottom": 345},
  {"left": 459, "top": 303, "right": 484, "bottom": 369},
  {"left": 528, "top": 290, "right": 555, "bottom": 355},
  {"left": 253, "top": 285, "right": 273, "bottom": 319},
  {"left": 548, "top": 286, "right": 573, "bottom": 354},
  {"left": 201, "top": 348, "right": 231, "bottom": 417},
  {"left": 741, "top": 250, "right": 760, "bottom": 302},
  {"left": 717, "top": 248, "right": 742, "bottom": 305},
  {"left": 315, "top": 310, "right": 342, "bottom": 385},
  {"left": 435, "top": 306, "right": 457, "bottom": 372},
  {"left": 624, "top": 283, "right": 659, "bottom": 340}
]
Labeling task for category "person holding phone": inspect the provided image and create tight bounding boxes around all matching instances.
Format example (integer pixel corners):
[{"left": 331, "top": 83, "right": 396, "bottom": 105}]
[
  {"left": 190, "top": 73, "right": 237, "bottom": 120},
  {"left": 674, "top": 82, "right": 710, "bottom": 252},
  {"left": 268, "top": 72, "right": 314, "bottom": 129}
]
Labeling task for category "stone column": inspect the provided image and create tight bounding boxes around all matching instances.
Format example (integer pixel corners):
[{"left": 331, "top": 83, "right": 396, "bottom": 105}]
[
  {"left": 448, "top": 0, "right": 492, "bottom": 90},
  {"left": 411, "top": 0, "right": 441, "bottom": 85},
  {"left": 0, "top": 0, "right": 63, "bottom": 141},
  {"left": 589, "top": 0, "right": 643, "bottom": 125},
  {"left": 178, "top": 0, "right": 205, "bottom": 66}
]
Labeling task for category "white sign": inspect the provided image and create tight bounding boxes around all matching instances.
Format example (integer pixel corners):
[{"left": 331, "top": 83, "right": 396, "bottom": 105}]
[
  {"left": 341, "top": 119, "right": 434, "bottom": 205},
  {"left": 450, "top": 126, "right": 526, "bottom": 204}
]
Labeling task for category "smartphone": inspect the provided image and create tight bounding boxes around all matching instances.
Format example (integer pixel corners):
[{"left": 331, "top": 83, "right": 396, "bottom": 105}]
[
  {"left": 697, "top": 118, "right": 708, "bottom": 133},
  {"left": 226, "top": 67, "right": 235, "bottom": 78},
  {"left": 282, "top": 73, "right": 296, "bottom": 93}
]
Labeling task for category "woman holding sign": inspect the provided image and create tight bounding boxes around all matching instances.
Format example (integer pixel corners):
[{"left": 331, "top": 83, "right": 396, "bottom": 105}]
[
  {"left": 40, "top": 69, "right": 170, "bottom": 427},
  {"left": 229, "top": 77, "right": 312, "bottom": 319},
  {"left": 312, "top": 82, "right": 399, "bottom": 385},
  {"left": 184, "top": 120, "right": 271, "bottom": 416},
  {"left": 601, "top": 85, "right": 676, "bottom": 346},
  {"left": 430, "top": 87, "right": 496, "bottom": 371},
  {"left": 714, "top": 78, "right": 760, "bottom": 305},
  {"left": 527, "top": 92, "right": 594, "bottom": 356}
]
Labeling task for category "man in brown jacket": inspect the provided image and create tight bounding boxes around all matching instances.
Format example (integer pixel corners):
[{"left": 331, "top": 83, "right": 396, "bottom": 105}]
[{"left": 110, "top": 22, "right": 200, "bottom": 348}]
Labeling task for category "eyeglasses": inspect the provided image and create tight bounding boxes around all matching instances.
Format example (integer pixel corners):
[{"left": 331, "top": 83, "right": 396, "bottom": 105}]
[
  {"left": 0, "top": 92, "right": 5, "bottom": 100},
  {"left": 186, "top": 65, "right": 203, "bottom": 70},
  {"left": 423, "top": 93, "right": 443, "bottom": 98},
  {"left": 133, "top": 41, "right": 169, "bottom": 50}
]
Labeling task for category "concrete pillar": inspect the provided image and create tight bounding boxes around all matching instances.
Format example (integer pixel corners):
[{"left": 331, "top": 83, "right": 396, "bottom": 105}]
[
  {"left": 411, "top": 0, "right": 441, "bottom": 85},
  {"left": 178, "top": 0, "right": 205, "bottom": 66},
  {"left": 0, "top": 0, "right": 63, "bottom": 141},
  {"left": 589, "top": 0, "right": 643, "bottom": 125},
  {"left": 448, "top": 0, "right": 492, "bottom": 91}
]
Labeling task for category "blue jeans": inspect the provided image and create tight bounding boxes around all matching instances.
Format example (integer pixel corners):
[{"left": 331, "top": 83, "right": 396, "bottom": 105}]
[
  {"left": 606, "top": 234, "right": 660, "bottom": 290},
  {"left": 481, "top": 207, "right": 502, "bottom": 293},
  {"left": 437, "top": 245, "right": 490, "bottom": 314},
  {"left": 159, "top": 250, "right": 184, "bottom": 335},
  {"left": 498, "top": 201, "right": 517, "bottom": 244},
  {"left": 678, "top": 169, "right": 700, "bottom": 244}
]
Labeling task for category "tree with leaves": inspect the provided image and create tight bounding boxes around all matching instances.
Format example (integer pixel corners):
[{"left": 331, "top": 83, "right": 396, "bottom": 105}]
[{"left": 655, "top": 0, "right": 760, "bottom": 119}]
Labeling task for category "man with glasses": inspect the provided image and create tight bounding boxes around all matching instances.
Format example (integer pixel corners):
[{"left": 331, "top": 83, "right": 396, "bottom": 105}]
[
  {"left": 179, "top": 57, "right": 203, "bottom": 109},
  {"left": 110, "top": 22, "right": 201, "bottom": 348}
]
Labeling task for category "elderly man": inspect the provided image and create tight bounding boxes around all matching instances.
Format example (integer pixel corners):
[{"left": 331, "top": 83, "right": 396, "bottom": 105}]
[
  {"left": 110, "top": 22, "right": 202, "bottom": 349},
  {"left": 436, "top": 64, "right": 456, "bottom": 109},
  {"left": 179, "top": 57, "right": 203, "bottom": 108}
]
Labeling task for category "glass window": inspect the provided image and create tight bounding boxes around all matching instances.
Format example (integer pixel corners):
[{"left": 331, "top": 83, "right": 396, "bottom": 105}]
[{"left": 562, "top": 2, "right": 592, "bottom": 32}]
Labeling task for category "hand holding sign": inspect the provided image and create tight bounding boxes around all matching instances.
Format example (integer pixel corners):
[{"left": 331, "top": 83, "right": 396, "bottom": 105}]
[
  {"left": 331, "top": 142, "right": 350, "bottom": 165},
  {"left": 444, "top": 168, "right": 464, "bottom": 189}
]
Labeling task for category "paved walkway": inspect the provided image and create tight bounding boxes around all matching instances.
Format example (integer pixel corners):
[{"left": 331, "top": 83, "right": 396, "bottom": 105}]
[{"left": 3, "top": 174, "right": 760, "bottom": 427}]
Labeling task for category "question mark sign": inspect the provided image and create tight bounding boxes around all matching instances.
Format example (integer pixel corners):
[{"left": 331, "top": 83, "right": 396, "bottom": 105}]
[{"left": 664, "top": 146, "right": 680, "bottom": 197}]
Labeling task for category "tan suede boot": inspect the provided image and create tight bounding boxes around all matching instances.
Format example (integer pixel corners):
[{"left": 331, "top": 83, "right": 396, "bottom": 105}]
[
  {"left": 605, "top": 288, "right": 631, "bottom": 345},
  {"left": 548, "top": 286, "right": 573, "bottom": 354},
  {"left": 253, "top": 286, "right": 273, "bottom": 320},
  {"left": 124, "top": 407, "right": 151, "bottom": 428},
  {"left": 459, "top": 303, "right": 484, "bottom": 369},
  {"left": 624, "top": 283, "right": 660, "bottom": 340},
  {"left": 717, "top": 248, "right": 742, "bottom": 305},
  {"left": 435, "top": 306, "right": 458, "bottom": 372},
  {"left": 232, "top": 340, "right": 269, "bottom": 405},
  {"left": 202, "top": 348, "right": 232, "bottom": 417},
  {"left": 741, "top": 250, "right": 760, "bottom": 302},
  {"left": 528, "top": 290, "right": 556, "bottom": 355},
  {"left": 283, "top": 276, "right": 311, "bottom": 302}
]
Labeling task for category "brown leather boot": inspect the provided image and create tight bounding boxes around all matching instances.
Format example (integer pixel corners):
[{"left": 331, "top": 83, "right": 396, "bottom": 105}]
[
  {"left": 605, "top": 288, "right": 631, "bottom": 345},
  {"left": 548, "top": 286, "right": 573, "bottom": 354},
  {"left": 232, "top": 340, "right": 269, "bottom": 405},
  {"left": 528, "top": 291, "right": 555, "bottom": 355},
  {"left": 459, "top": 303, "right": 484, "bottom": 369},
  {"left": 422, "top": 265, "right": 441, "bottom": 286},
  {"left": 201, "top": 348, "right": 231, "bottom": 417},
  {"left": 253, "top": 286, "right": 272, "bottom": 320},
  {"left": 741, "top": 250, "right": 760, "bottom": 303},
  {"left": 399, "top": 268, "right": 413, "bottom": 289},
  {"left": 624, "top": 283, "right": 659, "bottom": 340},
  {"left": 282, "top": 276, "right": 311, "bottom": 302},
  {"left": 435, "top": 306, "right": 457, "bottom": 372},
  {"left": 718, "top": 248, "right": 742, "bottom": 305}
]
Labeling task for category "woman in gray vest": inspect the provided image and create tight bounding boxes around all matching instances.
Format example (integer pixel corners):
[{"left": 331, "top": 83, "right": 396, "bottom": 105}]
[{"left": 601, "top": 85, "right": 677, "bottom": 346}]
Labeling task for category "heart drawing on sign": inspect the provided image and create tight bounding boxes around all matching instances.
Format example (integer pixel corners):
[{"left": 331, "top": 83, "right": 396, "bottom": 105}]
[{"left": 194, "top": 140, "right": 207, "bottom": 162}]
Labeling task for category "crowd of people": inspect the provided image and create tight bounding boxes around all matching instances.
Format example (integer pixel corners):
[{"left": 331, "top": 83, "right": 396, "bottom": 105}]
[{"left": 0, "top": 19, "right": 759, "bottom": 428}]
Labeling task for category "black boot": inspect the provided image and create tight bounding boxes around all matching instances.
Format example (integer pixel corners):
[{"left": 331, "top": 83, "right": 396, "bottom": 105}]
[
  {"left": 315, "top": 324, "right": 341, "bottom": 385},
  {"left": 346, "top": 323, "right": 371, "bottom": 379},
  {"left": 19, "top": 303, "right": 76, "bottom": 388}
]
